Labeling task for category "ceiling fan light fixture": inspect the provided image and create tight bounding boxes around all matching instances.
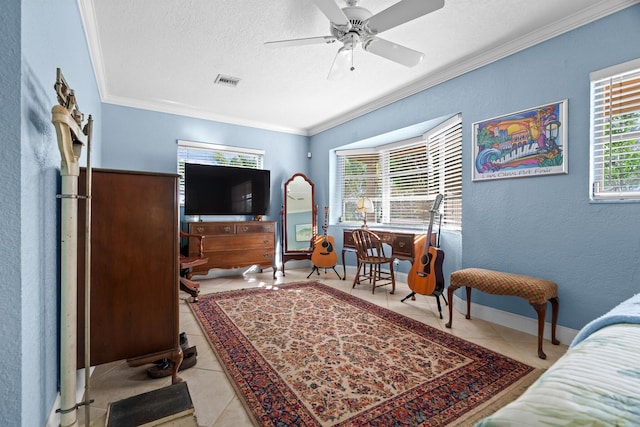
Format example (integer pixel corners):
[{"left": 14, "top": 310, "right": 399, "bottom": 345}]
[
  {"left": 328, "top": 34, "right": 358, "bottom": 80},
  {"left": 328, "top": 47, "right": 353, "bottom": 81},
  {"left": 265, "top": 0, "right": 444, "bottom": 77}
]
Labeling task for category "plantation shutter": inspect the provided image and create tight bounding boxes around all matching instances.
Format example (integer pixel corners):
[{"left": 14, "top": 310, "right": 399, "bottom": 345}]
[
  {"left": 591, "top": 60, "right": 640, "bottom": 200},
  {"left": 177, "top": 140, "right": 264, "bottom": 205}
]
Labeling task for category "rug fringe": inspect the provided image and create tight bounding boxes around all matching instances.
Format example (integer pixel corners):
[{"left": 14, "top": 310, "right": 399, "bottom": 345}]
[{"left": 188, "top": 280, "right": 323, "bottom": 302}]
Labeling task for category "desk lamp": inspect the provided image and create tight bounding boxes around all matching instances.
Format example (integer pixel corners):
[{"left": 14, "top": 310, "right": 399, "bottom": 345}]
[{"left": 356, "top": 198, "right": 374, "bottom": 228}]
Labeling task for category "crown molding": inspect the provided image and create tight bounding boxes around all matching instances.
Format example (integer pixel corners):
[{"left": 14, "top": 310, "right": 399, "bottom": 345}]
[
  {"left": 101, "top": 93, "right": 309, "bottom": 135},
  {"left": 77, "top": 0, "right": 107, "bottom": 101}
]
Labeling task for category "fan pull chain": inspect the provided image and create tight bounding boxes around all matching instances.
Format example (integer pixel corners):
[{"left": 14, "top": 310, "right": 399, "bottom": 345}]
[
  {"left": 350, "top": 34, "right": 355, "bottom": 72},
  {"left": 351, "top": 49, "right": 355, "bottom": 71}
]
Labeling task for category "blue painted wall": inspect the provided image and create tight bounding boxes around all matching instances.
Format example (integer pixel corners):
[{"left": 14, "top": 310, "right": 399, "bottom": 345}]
[
  {"left": 2, "top": 0, "right": 103, "bottom": 424},
  {"left": 1, "top": 1, "right": 24, "bottom": 424},
  {"left": 310, "top": 5, "right": 640, "bottom": 330}
]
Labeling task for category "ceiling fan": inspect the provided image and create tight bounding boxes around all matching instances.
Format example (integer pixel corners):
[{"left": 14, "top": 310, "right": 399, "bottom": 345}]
[{"left": 265, "top": 0, "right": 444, "bottom": 80}]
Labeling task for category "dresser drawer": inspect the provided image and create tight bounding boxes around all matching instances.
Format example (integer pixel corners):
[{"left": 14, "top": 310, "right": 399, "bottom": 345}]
[
  {"left": 392, "top": 234, "right": 415, "bottom": 258},
  {"left": 202, "top": 234, "right": 275, "bottom": 252},
  {"left": 343, "top": 230, "right": 356, "bottom": 248},
  {"left": 190, "top": 223, "right": 235, "bottom": 236},
  {"left": 236, "top": 222, "right": 275, "bottom": 234},
  {"left": 198, "top": 248, "right": 275, "bottom": 271}
]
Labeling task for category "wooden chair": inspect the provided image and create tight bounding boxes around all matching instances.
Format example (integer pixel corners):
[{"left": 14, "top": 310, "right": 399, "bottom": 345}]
[
  {"left": 351, "top": 229, "right": 396, "bottom": 294},
  {"left": 179, "top": 230, "right": 208, "bottom": 301}
]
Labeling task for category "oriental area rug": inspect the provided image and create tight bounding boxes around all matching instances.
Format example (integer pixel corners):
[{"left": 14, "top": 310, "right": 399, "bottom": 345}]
[{"left": 189, "top": 281, "right": 540, "bottom": 426}]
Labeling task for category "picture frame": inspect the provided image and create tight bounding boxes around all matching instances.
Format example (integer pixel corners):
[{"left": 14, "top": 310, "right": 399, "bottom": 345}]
[
  {"left": 472, "top": 100, "right": 568, "bottom": 181},
  {"left": 295, "top": 224, "right": 313, "bottom": 242}
]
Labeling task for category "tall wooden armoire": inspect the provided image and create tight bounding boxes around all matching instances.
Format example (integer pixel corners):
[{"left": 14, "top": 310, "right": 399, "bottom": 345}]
[{"left": 76, "top": 168, "right": 181, "bottom": 381}]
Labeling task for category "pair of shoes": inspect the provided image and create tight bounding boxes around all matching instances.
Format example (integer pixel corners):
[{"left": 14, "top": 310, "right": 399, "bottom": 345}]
[
  {"left": 146, "top": 346, "right": 198, "bottom": 379},
  {"left": 152, "top": 332, "right": 189, "bottom": 366},
  {"left": 179, "top": 332, "right": 188, "bottom": 349}
]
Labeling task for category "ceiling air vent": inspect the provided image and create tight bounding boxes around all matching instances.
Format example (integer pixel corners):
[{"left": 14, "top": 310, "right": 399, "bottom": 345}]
[{"left": 214, "top": 74, "right": 240, "bottom": 88}]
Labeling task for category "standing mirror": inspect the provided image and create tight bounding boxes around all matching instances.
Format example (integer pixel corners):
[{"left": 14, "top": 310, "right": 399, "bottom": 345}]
[{"left": 281, "top": 173, "right": 317, "bottom": 275}]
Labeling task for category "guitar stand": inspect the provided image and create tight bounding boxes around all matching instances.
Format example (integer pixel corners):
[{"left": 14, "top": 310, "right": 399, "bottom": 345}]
[
  {"left": 307, "top": 265, "right": 343, "bottom": 280},
  {"left": 401, "top": 292, "right": 448, "bottom": 319}
]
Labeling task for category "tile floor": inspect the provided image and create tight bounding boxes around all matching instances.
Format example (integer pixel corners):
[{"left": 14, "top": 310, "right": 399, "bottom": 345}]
[{"left": 82, "top": 268, "right": 568, "bottom": 426}]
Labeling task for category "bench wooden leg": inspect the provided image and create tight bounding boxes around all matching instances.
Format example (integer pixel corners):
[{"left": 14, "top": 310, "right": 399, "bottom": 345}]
[
  {"left": 531, "top": 297, "right": 561, "bottom": 359},
  {"left": 445, "top": 285, "right": 459, "bottom": 328},
  {"left": 446, "top": 285, "right": 474, "bottom": 328},
  {"left": 465, "top": 286, "right": 472, "bottom": 319},
  {"left": 530, "top": 302, "right": 548, "bottom": 359},
  {"left": 550, "top": 296, "right": 560, "bottom": 345}
]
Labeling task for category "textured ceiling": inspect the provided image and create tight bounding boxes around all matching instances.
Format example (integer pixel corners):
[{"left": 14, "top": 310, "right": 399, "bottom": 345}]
[{"left": 78, "top": 0, "right": 638, "bottom": 135}]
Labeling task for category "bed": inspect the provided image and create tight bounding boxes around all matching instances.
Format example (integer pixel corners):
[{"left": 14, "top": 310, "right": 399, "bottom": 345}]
[{"left": 476, "top": 293, "right": 640, "bottom": 426}]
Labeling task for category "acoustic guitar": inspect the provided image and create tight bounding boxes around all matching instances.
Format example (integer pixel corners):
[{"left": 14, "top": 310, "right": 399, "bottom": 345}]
[
  {"left": 311, "top": 207, "right": 338, "bottom": 268},
  {"left": 406, "top": 194, "right": 445, "bottom": 296}
]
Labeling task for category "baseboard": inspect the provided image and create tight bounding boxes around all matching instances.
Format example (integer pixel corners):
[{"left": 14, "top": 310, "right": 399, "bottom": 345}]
[
  {"left": 46, "top": 367, "right": 94, "bottom": 427},
  {"left": 46, "top": 393, "right": 60, "bottom": 427}
]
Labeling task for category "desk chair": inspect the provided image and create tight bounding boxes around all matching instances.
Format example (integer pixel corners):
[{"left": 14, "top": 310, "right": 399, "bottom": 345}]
[{"left": 351, "top": 229, "right": 396, "bottom": 294}]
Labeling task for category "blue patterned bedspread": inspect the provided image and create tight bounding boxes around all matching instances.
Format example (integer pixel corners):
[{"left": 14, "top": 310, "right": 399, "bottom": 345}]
[{"left": 476, "top": 294, "right": 640, "bottom": 426}]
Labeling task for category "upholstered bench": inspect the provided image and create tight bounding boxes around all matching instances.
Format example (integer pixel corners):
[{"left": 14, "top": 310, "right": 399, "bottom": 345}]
[{"left": 445, "top": 268, "right": 560, "bottom": 359}]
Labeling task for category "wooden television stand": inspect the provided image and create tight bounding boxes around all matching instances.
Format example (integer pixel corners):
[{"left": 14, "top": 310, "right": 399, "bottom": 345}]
[{"left": 187, "top": 221, "right": 277, "bottom": 279}]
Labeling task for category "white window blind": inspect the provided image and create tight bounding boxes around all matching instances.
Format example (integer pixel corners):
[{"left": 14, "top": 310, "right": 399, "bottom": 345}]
[
  {"left": 382, "top": 137, "right": 434, "bottom": 225},
  {"left": 591, "top": 60, "right": 640, "bottom": 201},
  {"left": 337, "top": 151, "right": 381, "bottom": 222},
  {"left": 336, "top": 115, "right": 462, "bottom": 229},
  {"left": 177, "top": 140, "right": 264, "bottom": 205},
  {"left": 427, "top": 119, "right": 462, "bottom": 228}
]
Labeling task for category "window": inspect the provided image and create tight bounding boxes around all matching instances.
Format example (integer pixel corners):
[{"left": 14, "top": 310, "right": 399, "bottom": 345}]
[
  {"left": 177, "top": 140, "right": 264, "bottom": 205},
  {"left": 336, "top": 114, "right": 462, "bottom": 229},
  {"left": 590, "top": 59, "right": 640, "bottom": 201}
]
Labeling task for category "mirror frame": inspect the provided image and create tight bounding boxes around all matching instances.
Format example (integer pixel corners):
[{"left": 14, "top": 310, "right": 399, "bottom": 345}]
[
  {"left": 281, "top": 173, "right": 317, "bottom": 274},
  {"left": 282, "top": 173, "right": 316, "bottom": 253}
]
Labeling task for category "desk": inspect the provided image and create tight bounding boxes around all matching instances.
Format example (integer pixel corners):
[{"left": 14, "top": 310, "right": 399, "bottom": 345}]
[{"left": 342, "top": 228, "right": 431, "bottom": 279}]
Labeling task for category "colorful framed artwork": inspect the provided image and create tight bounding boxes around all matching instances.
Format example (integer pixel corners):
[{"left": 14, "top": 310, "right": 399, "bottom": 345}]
[{"left": 472, "top": 100, "right": 568, "bottom": 181}]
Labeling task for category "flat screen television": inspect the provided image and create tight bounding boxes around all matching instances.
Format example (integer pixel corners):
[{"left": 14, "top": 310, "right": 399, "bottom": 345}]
[{"left": 184, "top": 163, "right": 270, "bottom": 216}]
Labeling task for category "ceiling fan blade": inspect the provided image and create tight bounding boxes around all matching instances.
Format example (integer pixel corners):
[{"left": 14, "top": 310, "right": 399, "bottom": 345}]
[
  {"left": 364, "top": 0, "right": 444, "bottom": 34},
  {"left": 327, "top": 47, "right": 353, "bottom": 81},
  {"left": 363, "top": 37, "right": 424, "bottom": 67},
  {"left": 313, "top": 0, "right": 351, "bottom": 29},
  {"left": 264, "top": 36, "right": 337, "bottom": 48}
]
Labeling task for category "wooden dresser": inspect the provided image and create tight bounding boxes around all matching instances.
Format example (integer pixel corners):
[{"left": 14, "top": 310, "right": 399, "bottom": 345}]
[
  {"left": 188, "top": 221, "right": 277, "bottom": 278},
  {"left": 77, "top": 168, "right": 182, "bottom": 382}
]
